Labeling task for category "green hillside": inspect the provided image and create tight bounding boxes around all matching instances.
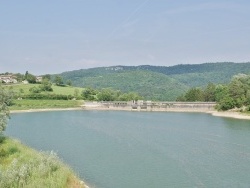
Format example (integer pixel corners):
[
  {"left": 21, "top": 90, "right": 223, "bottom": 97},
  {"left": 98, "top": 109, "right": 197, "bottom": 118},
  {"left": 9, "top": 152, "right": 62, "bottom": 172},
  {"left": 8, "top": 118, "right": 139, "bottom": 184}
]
[
  {"left": 58, "top": 62, "right": 250, "bottom": 100},
  {"left": 169, "top": 62, "right": 250, "bottom": 87},
  {"left": 64, "top": 70, "right": 187, "bottom": 101}
]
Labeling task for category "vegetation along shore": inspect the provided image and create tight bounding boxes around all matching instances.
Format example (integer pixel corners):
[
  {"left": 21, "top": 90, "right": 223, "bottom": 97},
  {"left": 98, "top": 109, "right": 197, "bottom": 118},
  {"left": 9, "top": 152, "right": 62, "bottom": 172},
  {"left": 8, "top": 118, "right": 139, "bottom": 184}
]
[
  {"left": 0, "top": 84, "right": 89, "bottom": 188},
  {"left": 0, "top": 137, "right": 88, "bottom": 188}
]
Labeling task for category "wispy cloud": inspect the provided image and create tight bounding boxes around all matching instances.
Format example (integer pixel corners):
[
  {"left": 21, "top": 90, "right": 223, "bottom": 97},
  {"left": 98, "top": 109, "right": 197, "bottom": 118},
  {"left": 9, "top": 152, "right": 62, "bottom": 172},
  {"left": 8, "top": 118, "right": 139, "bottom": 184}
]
[{"left": 107, "top": 0, "right": 150, "bottom": 39}]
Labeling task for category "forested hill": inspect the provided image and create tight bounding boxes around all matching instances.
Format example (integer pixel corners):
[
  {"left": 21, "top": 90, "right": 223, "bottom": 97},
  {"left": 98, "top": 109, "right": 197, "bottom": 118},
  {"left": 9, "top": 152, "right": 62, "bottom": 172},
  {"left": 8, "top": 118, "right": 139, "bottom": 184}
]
[{"left": 59, "top": 62, "right": 250, "bottom": 101}]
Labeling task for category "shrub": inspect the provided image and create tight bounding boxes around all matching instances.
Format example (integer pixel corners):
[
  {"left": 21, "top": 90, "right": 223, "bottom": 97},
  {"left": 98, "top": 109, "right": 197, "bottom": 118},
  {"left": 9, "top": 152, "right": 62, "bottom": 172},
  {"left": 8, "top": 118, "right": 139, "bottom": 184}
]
[
  {"left": 22, "top": 94, "right": 74, "bottom": 100},
  {"left": 29, "top": 86, "right": 41, "bottom": 93},
  {"left": 0, "top": 151, "right": 66, "bottom": 187},
  {"left": 0, "top": 149, "right": 7, "bottom": 157},
  {"left": 218, "top": 97, "right": 235, "bottom": 111},
  {"left": 0, "top": 134, "right": 6, "bottom": 143}
]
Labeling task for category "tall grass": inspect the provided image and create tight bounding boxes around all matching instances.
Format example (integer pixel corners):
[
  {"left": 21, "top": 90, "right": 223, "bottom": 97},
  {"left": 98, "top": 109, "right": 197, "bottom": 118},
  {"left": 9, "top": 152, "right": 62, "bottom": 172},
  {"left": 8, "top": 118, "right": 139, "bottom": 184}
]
[{"left": 0, "top": 137, "right": 86, "bottom": 188}]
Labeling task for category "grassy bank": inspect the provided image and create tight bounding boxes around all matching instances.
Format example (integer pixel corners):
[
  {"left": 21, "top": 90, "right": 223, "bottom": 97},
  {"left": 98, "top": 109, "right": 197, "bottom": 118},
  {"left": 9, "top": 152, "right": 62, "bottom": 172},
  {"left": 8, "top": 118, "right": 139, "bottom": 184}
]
[
  {"left": 9, "top": 100, "right": 83, "bottom": 110},
  {"left": 0, "top": 136, "right": 86, "bottom": 188},
  {"left": 4, "top": 84, "right": 83, "bottom": 96}
]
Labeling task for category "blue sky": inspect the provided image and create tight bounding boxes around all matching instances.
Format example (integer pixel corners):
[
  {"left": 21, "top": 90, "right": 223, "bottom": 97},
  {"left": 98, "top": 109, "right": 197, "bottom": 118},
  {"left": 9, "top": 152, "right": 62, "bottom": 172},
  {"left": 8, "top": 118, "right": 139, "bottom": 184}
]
[{"left": 1, "top": 0, "right": 250, "bottom": 74}]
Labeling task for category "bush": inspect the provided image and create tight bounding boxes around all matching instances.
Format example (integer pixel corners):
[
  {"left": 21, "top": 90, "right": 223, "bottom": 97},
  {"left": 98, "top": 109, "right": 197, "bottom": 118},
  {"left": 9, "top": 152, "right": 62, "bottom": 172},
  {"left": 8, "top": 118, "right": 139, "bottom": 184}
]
[
  {"left": 29, "top": 86, "right": 41, "bottom": 93},
  {"left": 0, "top": 151, "right": 64, "bottom": 187},
  {"left": 217, "top": 97, "right": 235, "bottom": 111},
  {"left": 0, "top": 149, "right": 7, "bottom": 157},
  {"left": 22, "top": 94, "right": 74, "bottom": 100},
  {"left": 0, "top": 134, "right": 6, "bottom": 143}
]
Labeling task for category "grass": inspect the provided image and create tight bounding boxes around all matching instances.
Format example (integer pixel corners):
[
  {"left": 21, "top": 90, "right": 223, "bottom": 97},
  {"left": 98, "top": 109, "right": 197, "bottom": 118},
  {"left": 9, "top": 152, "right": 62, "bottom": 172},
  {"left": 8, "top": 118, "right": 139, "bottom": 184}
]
[
  {"left": 9, "top": 100, "right": 83, "bottom": 111},
  {"left": 3, "top": 83, "right": 84, "bottom": 111},
  {"left": 0, "top": 136, "right": 86, "bottom": 188},
  {"left": 4, "top": 83, "right": 83, "bottom": 96}
]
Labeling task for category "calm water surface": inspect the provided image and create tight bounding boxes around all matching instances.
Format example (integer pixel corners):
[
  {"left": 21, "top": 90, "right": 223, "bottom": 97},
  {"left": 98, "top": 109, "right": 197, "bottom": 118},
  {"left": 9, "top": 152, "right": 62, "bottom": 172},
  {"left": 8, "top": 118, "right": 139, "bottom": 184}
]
[{"left": 6, "top": 111, "right": 250, "bottom": 188}]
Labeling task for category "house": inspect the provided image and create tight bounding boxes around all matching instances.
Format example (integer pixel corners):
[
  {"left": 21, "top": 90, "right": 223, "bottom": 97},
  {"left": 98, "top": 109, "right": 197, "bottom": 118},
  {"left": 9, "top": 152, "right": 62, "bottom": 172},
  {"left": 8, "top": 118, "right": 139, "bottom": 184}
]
[
  {"left": 36, "top": 76, "right": 43, "bottom": 83},
  {"left": 0, "top": 75, "right": 17, "bottom": 84}
]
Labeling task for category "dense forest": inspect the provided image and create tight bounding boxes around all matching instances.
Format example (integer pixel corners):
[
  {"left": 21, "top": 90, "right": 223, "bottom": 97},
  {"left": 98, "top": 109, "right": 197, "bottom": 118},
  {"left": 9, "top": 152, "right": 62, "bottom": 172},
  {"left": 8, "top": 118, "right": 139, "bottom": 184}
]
[
  {"left": 177, "top": 74, "right": 250, "bottom": 111},
  {"left": 58, "top": 62, "right": 250, "bottom": 100}
]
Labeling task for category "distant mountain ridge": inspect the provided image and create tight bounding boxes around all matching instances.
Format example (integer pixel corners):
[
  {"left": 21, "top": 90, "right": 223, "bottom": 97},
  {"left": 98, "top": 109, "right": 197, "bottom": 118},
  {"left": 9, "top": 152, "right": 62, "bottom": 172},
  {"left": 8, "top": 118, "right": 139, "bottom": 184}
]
[{"left": 59, "top": 62, "right": 250, "bottom": 101}]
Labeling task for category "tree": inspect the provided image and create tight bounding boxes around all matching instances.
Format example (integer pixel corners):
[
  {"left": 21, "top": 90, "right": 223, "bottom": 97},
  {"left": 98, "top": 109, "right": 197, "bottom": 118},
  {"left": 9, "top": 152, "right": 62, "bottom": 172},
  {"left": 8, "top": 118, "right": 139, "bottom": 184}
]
[
  {"left": 66, "top": 80, "right": 72, "bottom": 86},
  {"left": 26, "top": 73, "right": 36, "bottom": 83},
  {"left": 246, "top": 90, "right": 250, "bottom": 105},
  {"left": 214, "top": 85, "right": 229, "bottom": 102},
  {"left": 15, "top": 73, "right": 24, "bottom": 82},
  {"left": 54, "top": 75, "right": 63, "bottom": 86},
  {"left": 217, "top": 96, "right": 235, "bottom": 111},
  {"left": 184, "top": 88, "right": 204, "bottom": 102},
  {"left": 29, "top": 86, "right": 41, "bottom": 93},
  {"left": 97, "top": 89, "right": 115, "bottom": 101},
  {"left": 204, "top": 83, "right": 216, "bottom": 102},
  {"left": 74, "top": 88, "right": 80, "bottom": 98},
  {"left": 176, "top": 94, "right": 186, "bottom": 102},
  {"left": 39, "top": 78, "right": 53, "bottom": 92},
  {"left": 215, "top": 74, "right": 250, "bottom": 110},
  {"left": 0, "top": 85, "right": 13, "bottom": 133},
  {"left": 42, "top": 74, "right": 51, "bottom": 81},
  {"left": 118, "top": 92, "right": 142, "bottom": 101},
  {"left": 82, "top": 87, "right": 97, "bottom": 101},
  {"left": 25, "top": 71, "right": 29, "bottom": 80}
]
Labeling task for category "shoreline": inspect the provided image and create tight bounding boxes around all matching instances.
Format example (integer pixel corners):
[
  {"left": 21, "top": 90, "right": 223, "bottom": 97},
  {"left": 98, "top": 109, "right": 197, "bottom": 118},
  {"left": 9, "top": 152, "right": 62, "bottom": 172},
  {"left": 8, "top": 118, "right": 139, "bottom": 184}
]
[
  {"left": 10, "top": 107, "right": 83, "bottom": 113},
  {"left": 209, "top": 111, "right": 250, "bottom": 120},
  {"left": 9, "top": 108, "right": 91, "bottom": 188},
  {"left": 1, "top": 137, "right": 89, "bottom": 188},
  {"left": 10, "top": 106, "right": 250, "bottom": 120}
]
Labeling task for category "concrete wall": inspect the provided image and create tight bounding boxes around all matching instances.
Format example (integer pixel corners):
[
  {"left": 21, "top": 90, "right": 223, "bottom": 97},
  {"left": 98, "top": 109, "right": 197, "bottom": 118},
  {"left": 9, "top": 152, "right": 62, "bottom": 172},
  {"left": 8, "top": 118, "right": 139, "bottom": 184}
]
[{"left": 82, "top": 101, "right": 216, "bottom": 111}]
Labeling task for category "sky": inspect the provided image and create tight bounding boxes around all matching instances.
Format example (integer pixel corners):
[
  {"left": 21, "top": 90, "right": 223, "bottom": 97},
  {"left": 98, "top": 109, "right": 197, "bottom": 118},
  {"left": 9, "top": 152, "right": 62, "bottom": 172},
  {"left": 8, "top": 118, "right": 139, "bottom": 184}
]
[{"left": 1, "top": 0, "right": 250, "bottom": 75}]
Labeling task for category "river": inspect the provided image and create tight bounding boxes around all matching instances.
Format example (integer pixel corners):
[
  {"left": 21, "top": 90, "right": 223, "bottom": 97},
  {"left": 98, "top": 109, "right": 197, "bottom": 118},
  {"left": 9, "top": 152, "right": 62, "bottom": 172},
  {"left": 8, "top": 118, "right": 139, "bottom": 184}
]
[{"left": 6, "top": 110, "right": 250, "bottom": 188}]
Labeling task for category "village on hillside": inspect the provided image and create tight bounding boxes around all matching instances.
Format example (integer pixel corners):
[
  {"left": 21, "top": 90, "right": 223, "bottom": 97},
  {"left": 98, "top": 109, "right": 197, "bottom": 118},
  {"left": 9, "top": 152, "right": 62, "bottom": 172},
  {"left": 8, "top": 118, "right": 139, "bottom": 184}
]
[{"left": 0, "top": 73, "right": 42, "bottom": 84}]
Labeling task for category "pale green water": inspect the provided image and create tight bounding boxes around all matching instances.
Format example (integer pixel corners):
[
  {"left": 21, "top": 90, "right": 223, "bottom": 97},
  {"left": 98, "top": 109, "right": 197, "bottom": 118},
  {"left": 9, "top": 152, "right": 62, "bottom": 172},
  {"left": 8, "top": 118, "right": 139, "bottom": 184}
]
[{"left": 6, "top": 111, "right": 250, "bottom": 188}]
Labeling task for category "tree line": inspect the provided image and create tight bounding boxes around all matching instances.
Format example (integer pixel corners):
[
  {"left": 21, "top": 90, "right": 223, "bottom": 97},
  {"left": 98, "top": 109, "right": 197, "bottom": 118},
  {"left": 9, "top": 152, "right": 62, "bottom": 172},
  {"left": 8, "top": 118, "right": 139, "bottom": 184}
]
[
  {"left": 25, "top": 87, "right": 142, "bottom": 101},
  {"left": 0, "top": 85, "right": 13, "bottom": 133},
  {"left": 3, "top": 71, "right": 143, "bottom": 101},
  {"left": 177, "top": 74, "right": 250, "bottom": 111}
]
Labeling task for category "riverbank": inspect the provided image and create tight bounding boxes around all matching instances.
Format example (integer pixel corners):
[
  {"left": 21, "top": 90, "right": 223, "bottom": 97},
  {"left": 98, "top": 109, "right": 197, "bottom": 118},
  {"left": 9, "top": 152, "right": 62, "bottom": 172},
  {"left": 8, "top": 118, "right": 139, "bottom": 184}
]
[
  {"left": 210, "top": 111, "right": 250, "bottom": 120},
  {"left": 86, "top": 107, "right": 250, "bottom": 120},
  {"left": 10, "top": 105, "right": 250, "bottom": 120},
  {"left": 0, "top": 137, "right": 88, "bottom": 188},
  {"left": 9, "top": 99, "right": 83, "bottom": 111},
  {"left": 10, "top": 107, "right": 82, "bottom": 113}
]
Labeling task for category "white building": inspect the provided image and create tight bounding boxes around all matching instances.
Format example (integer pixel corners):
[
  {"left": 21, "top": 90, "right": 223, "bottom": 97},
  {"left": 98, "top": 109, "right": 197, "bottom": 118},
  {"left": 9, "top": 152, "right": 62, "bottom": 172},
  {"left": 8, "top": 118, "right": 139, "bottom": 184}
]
[{"left": 0, "top": 75, "right": 17, "bottom": 84}]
